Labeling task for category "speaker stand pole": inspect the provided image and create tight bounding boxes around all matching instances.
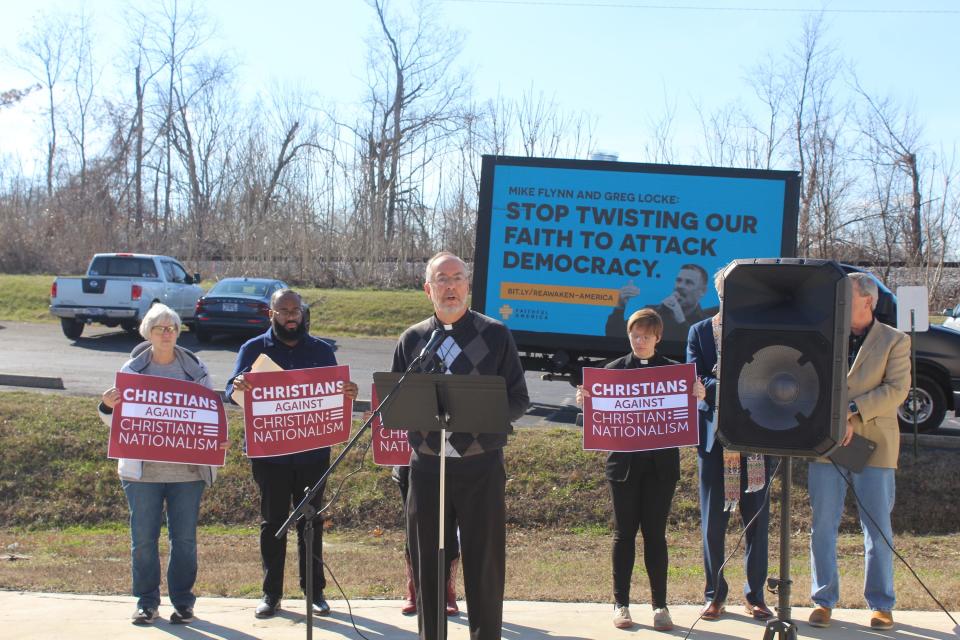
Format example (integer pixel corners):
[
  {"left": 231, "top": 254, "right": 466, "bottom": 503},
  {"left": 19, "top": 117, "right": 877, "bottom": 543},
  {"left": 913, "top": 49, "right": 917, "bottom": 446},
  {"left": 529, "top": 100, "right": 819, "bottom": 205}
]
[
  {"left": 437, "top": 426, "right": 447, "bottom": 640},
  {"left": 763, "top": 456, "right": 797, "bottom": 640},
  {"left": 911, "top": 310, "right": 919, "bottom": 458},
  {"left": 303, "top": 501, "right": 316, "bottom": 640}
]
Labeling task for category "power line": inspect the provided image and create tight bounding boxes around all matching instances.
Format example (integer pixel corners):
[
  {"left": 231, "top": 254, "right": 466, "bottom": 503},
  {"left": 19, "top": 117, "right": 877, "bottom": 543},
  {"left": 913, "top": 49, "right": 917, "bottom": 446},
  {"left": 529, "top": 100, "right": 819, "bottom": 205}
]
[{"left": 445, "top": 0, "right": 960, "bottom": 15}]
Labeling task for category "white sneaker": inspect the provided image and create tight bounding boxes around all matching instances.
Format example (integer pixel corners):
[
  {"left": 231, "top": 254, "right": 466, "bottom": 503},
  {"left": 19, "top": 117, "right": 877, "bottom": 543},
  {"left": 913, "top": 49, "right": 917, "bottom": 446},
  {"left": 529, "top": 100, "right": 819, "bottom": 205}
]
[
  {"left": 613, "top": 605, "right": 633, "bottom": 629},
  {"left": 653, "top": 607, "right": 674, "bottom": 632}
]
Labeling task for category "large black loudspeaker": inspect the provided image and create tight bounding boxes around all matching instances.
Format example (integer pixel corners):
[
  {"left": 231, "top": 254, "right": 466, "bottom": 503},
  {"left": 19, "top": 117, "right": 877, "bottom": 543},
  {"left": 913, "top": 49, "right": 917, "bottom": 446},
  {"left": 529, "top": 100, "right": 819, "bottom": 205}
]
[{"left": 717, "top": 259, "right": 851, "bottom": 457}]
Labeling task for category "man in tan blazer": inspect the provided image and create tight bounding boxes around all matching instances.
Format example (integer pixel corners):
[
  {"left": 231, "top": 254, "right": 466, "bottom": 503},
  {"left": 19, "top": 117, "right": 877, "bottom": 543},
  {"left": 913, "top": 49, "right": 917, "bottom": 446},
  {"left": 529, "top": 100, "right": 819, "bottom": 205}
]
[{"left": 807, "top": 272, "right": 911, "bottom": 631}]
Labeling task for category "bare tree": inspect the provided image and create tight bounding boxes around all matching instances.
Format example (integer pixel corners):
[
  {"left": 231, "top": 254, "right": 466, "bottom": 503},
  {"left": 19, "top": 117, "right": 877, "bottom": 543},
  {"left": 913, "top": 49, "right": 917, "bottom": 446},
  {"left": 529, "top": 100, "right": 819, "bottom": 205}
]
[
  {"left": 853, "top": 82, "right": 958, "bottom": 299},
  {"left": 747, "top": 14, "right": 852, "bottom": 258},
  {"left": 63, "top": 9, "right": 99, "bottom": 195},
  {"left": 643, "top": 87, "right": 677, "bottom": 164},
  {"left": 855, "top": 81, "right": 925, "bottom": 259},
  {"left": 784, "top": 16, "right": 857, "bottom": 258},
  {"left": 17, "top": 11, "right": 75, "bottom": 197},
  {"left": 353, "top": 0, "right": 467, "bottom": 268},
  {"left": 138, "top": 0, "right": 227, "bottom": 236},
  {"left": 119, "top": 12, "right": 166, "bottom": 234},
  {"left": 515, "top": 85, "right": 595, "bottom": 159},
  {"left": 477, "top": 93, "right": 515, "bottom": 158},
  {"left": 745, "top": 54, "right": 790, "bottom": 170},
  {"left": 694, "top": 101, "right": 744, "bottom": 167}
]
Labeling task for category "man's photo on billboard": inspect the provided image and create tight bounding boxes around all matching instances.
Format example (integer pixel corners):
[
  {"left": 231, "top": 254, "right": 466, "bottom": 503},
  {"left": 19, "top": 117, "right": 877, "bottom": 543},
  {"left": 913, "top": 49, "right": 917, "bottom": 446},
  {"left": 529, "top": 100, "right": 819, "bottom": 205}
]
[{"left": 605, "top": 263, "right": 718, "bottom": 344}]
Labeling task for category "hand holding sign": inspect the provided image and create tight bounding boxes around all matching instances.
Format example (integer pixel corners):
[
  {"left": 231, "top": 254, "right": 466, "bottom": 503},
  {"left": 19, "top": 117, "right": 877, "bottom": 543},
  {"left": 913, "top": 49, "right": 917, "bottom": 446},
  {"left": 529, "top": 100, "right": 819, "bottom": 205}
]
[
  {"left": 574, "top": 384, "right": 589, "bottom": 407},
  {"left": 693, "top": 378, "right": 706, "bottom": 401},
  {"left": 102, "top": 386, "right": 121, "bottom": 409},
  {"left": 342, "top": 381, "right": 359, "bottom": 401},
  {"left": 108, "top": 372, "right": 228, "bottom": 466},
  {"left": 242, "top": 365, "right": 353, "bottom": 458}
]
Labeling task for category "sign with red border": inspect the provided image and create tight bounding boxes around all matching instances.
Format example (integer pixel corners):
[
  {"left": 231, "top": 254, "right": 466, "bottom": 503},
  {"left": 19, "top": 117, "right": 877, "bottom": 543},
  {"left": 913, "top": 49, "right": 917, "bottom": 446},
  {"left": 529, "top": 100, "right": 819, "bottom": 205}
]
[
  {"left": 370, "top": 384, "right": 411, "bottom": 466},
  {"left": 582, "top": 363, "right": 699, "bottom": 452},
  {"left": 108, "top": 372, "right": 227, "bottom": 466},
  {"left": 243, "top": 365, "right": 352, "bottom": 457}
]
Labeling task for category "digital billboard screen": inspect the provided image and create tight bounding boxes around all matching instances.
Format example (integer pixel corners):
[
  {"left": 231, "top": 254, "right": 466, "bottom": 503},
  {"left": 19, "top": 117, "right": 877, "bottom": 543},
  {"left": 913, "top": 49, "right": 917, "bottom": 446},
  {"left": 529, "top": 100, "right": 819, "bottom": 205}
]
[{"left": 473, "top": 155, "right": 799, "bottom": 359}]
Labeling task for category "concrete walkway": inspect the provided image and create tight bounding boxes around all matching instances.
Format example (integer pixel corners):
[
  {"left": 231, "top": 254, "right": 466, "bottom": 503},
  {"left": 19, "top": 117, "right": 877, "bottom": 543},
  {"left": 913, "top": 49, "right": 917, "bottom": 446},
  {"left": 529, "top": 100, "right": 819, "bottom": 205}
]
[{"left": 3, "top": 592, "right": 958, "bottom": 639}]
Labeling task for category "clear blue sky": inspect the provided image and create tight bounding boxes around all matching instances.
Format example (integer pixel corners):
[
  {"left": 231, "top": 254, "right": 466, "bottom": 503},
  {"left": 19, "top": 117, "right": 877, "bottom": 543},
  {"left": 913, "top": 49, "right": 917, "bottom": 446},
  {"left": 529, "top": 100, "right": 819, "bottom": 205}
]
[{"left": 1, "top": 0, "right": 957, "bottom": 169}]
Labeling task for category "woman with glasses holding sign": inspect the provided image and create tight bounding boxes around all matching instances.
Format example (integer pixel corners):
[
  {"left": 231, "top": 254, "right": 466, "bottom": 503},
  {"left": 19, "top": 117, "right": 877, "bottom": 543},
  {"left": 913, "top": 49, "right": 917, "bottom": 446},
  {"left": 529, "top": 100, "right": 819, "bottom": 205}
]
[
  {"left": 98, "top": 303, "right": 226, "bottom": 626},
  {"left": 577, "top": 308, "right": 705, "bottom": 631}
]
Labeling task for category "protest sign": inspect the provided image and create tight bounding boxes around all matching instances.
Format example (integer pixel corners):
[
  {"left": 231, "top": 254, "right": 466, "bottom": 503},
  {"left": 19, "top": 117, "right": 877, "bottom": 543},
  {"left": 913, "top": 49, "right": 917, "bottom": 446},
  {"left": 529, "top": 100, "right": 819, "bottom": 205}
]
[
  {"left": 370, "top": 384, "right": 411, "bottom": 466},
  {"left": 243, "top": 365, "right": 352, "bottom": 457},
  {"left": 582, "top": 362, "right": 699, "bottom": 452},
  {"left": 108, "top": 372, "right": 227, "bottom": 466}
]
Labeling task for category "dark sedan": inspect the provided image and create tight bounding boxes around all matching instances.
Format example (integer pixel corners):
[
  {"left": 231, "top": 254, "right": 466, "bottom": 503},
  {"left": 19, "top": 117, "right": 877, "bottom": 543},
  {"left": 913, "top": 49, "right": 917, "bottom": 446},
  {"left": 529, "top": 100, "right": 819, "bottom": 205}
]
[{"left": 193, "top": 278, "right": 299, "bottom": 342}]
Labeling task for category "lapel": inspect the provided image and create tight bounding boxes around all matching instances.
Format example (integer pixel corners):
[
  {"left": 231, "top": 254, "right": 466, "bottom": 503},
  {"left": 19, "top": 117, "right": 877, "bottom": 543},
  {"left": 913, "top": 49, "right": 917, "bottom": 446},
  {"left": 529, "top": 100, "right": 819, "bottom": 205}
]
[{"left": 848, "top": 321, "right": 880, "bottom": 378}]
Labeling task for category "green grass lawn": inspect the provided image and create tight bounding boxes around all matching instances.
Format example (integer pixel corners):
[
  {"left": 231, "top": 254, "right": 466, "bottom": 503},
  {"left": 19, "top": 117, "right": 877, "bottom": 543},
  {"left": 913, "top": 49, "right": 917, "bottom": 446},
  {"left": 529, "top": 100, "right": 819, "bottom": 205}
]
[
  {"left": 299, "top": 287, "right": 434, "bottom": 336},
  {"left": 0, "top": 274, "right": 434, "bottom": 336},
  {"left": 0, "top": 274, "right": 59, "bottom": 323}
]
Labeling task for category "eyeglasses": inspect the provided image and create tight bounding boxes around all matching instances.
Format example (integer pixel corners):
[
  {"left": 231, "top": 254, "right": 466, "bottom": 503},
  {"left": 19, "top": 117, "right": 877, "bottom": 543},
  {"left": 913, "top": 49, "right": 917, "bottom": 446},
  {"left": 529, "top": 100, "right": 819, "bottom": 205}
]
[
  {"left": 431, "top": 274, "right": 468, "bottom": 287},
  {"left": 272, "top": 307, "right": 303, "bottom": 317},
  {"left": 151, "top": 325, "right": 178, "bottom": 335}
]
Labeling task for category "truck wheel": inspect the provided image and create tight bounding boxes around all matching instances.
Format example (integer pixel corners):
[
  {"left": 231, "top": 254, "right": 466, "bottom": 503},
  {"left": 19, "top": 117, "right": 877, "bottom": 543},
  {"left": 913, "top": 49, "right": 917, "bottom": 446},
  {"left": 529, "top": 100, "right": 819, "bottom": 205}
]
[
  {"left": 195, "top": 327, "right": 211, "bottom": 343},
  {"left": 61, "top": 318, "right": 84, "bottom": 340},
  {"left": 121, "top": 320, "right": 139, "bottom": 336},
  {"left": 898, "top": 374, "right": 946, "bottom": 433}
]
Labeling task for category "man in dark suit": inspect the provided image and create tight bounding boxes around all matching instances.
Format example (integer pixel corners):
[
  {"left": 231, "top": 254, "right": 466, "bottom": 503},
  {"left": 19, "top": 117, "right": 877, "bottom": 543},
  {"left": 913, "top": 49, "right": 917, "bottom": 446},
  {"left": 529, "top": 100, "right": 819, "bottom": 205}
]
[{"left": 686, "top": 271, "right": 773, "bottom": 621}]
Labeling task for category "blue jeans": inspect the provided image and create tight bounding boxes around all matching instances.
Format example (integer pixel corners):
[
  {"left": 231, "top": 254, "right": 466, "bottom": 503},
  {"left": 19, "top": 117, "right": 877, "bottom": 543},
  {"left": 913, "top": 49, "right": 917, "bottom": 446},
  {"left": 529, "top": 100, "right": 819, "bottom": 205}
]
[
  {"left": 808, "top": 462, "right": 896, "bottom": 611},
  {"left": 122, "top": 480, "right": 206, "bottom": 610}
]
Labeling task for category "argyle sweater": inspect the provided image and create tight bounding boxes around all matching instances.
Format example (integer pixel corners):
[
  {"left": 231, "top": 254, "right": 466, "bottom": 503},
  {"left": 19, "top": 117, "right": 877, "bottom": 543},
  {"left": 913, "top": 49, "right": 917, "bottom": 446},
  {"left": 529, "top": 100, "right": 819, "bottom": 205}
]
[{"left": 391, "top": 310, "right": 530, "bottom": 459}]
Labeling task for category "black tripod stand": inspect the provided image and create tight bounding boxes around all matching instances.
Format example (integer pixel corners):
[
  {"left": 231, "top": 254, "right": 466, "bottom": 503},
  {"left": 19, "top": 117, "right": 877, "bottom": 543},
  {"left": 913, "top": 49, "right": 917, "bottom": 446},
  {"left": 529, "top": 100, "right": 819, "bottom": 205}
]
[{"left": 763, "top": 456, "right": 798, "bottom": 640}]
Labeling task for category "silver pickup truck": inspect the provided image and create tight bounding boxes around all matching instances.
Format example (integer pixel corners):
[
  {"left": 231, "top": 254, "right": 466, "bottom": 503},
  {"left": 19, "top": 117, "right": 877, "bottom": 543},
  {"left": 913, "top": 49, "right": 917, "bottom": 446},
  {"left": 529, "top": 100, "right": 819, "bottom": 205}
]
[{"left": 50, "top": 253, "right": 204, "bottom": 339}]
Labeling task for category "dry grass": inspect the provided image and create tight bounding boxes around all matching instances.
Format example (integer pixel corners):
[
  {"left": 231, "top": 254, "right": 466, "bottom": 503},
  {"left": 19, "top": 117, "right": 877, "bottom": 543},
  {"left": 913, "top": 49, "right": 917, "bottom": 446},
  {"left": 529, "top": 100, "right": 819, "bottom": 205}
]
[
  {"left": 3, "top": 390, "right": 959, "bottom": 612},
  {"left": 5, "top": 391, "right": 960, "bottom": 535},
  {"left": 1, "top": 526, "right": 958, "bottom": 611}
]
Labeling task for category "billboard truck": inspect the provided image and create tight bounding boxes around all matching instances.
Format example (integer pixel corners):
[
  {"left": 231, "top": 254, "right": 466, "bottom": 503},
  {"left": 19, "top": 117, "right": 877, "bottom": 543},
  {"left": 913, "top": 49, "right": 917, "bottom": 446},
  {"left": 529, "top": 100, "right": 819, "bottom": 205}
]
[{"left": 473, "top": 155, "right": 800, "bottom": 382}]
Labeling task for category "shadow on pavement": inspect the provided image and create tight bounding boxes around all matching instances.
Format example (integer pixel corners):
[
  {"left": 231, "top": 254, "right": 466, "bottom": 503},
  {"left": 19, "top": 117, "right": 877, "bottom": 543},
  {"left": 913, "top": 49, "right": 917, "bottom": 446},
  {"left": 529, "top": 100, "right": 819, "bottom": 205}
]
[{"left": 274, "top": 607, "right": 410, "bottom": 638}]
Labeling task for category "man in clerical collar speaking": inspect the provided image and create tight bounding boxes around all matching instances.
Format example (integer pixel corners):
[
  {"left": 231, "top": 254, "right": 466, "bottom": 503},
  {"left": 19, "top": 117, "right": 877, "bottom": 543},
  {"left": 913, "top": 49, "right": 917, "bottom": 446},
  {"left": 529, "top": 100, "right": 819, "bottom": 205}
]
[{"left": 391, "top": 251, "right": 530, "bottom": 640}]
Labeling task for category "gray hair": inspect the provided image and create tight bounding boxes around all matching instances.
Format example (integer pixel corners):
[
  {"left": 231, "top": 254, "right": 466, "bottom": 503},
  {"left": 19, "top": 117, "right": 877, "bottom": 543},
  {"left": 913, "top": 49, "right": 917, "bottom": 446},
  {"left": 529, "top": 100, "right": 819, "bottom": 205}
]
[
  {"left": 139, "top": 303, "right": 181, "bottom": 339},
  {"left": 713, "top": 267, "right": 726, "bottom": 299},
  {"left": 424, "top": 251, "right": 470, "bottom": 284},
  {"left": 848, "top": 272, "right": 879, "bottom": 310}
]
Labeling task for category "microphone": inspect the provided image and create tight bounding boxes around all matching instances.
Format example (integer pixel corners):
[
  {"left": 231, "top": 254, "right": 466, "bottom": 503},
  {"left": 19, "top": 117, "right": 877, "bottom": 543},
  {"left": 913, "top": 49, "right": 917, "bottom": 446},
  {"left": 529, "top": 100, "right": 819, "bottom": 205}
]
[{"left": 418, "top": 329, "right": 446, "bottom": 362}]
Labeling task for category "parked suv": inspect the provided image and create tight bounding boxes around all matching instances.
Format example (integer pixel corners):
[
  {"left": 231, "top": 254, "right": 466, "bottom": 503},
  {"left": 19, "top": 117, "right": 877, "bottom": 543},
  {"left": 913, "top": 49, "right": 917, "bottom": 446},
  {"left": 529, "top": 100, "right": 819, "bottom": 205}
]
[{"left": 858, "top": 267, "right": 960, "bottom": 433}]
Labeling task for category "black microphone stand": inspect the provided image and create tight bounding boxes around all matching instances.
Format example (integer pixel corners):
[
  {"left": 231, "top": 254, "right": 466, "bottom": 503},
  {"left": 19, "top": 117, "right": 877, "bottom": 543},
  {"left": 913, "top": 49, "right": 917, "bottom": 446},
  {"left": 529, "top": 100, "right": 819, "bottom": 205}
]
[
  {"left": 274, "top": 349, "right": 435, "bottom": 640},
  {"left": 763, "top": 456, "right": 798, "bottom": 640}
]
